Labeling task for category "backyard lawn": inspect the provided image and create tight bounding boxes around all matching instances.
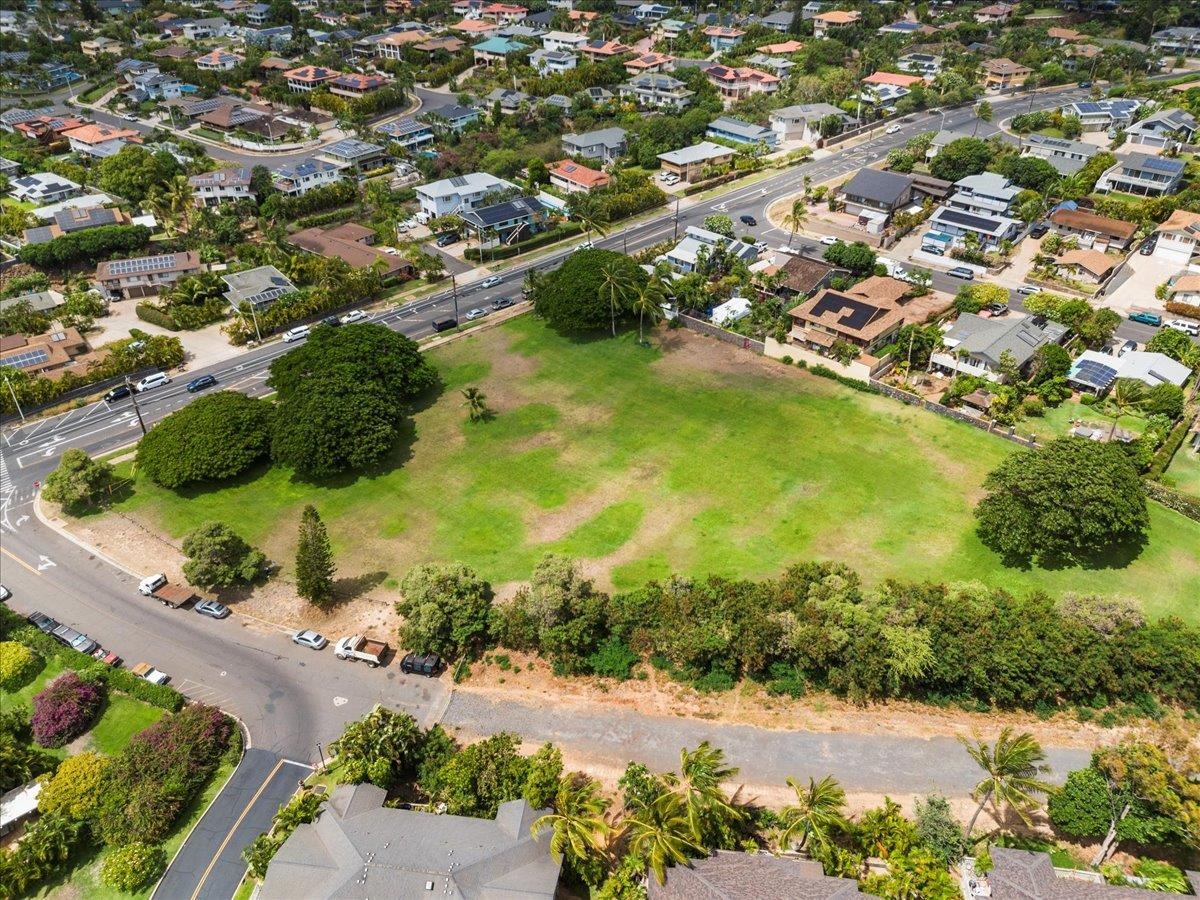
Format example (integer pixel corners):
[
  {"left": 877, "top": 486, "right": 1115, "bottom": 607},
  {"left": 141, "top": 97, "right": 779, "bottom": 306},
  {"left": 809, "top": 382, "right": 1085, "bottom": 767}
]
[
  {"left": 113, "top": 317, "right": 1200, "bottom": 622},
  {"left": 1166, "top": 443, "right": 1200, "bottom": 498},
  {"left": 1022, "top": 398, "right": 1146, "bottom": 445}
]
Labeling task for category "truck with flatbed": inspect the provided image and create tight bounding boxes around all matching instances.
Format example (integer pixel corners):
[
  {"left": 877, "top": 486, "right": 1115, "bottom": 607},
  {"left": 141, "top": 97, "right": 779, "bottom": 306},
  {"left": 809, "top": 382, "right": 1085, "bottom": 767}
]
[
  {"left": 131, "top": 662, "right": 170, "bottom": 684},
  {"left": 138, "top": 573, "right": 199, "bottom": 608},
  {"left": 334, "top": 635, "right": 388, "bottom": 668}
]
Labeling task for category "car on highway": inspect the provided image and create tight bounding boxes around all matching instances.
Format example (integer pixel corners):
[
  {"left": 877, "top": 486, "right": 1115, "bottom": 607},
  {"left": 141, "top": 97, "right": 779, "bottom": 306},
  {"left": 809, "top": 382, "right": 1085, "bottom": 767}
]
[
  {"left": 480, "top": 275, "right": 502, "bottom": 289},
  {"left": 431, "top": 317, "right": 457, "bottom": 332},
  {"left": 465, "top": 307, "right": 488, "bottom": 321},
  {"left": 435, "top": 232, "right": 459, "bottom": 247},
  {"left": 103, "top": 385, "right": 131, "bottom": 404},
  {"left": 885, "top": 124, "right": 901, "bottom": 134},
  {"left": 194, "top": 599, "right": 230, "bottom": 619},
  {"left": 27, "top": 611, "right": 60, "bottom": 633},
  {"left": 819, "top": 235, "right": 838, "bottom": 246},
  {"left": 282, "top": 325, "right": 310, "bottom": 343},
  {"left": 292, "top": 629, "right": 328, "bottom": 650},
  {"left": 186, "top": 374, "right": 217, "bottom": 393},
  {"left": 341, "top": 310, "right": 367, "bottom": 324},
  {"left": 401, "top": 652, "right": 442, "bottom": 677},
  {"left": 491, "top": 297, "right": 515, "bottom": 310},
  {"left": 1165, "top": 318, "right": 1200, "bottom": 336},
  {"left": 740, "top": 214, "right": 757, "bottom": 227},
  {"left": 1017, "top": 285, "right": 1038, "bottom": 295},
  {"left": 1128, "top": 311, "right": 1162, "bottom": 326},
  {"left": 947, "top": 266, "right": 975, "bottom": 280},
  {"left": 135, "top": 372, "right": 171, "bottom": 393},
  {"left": 572, "top": 241, "right": 596, "bottom": 253}
]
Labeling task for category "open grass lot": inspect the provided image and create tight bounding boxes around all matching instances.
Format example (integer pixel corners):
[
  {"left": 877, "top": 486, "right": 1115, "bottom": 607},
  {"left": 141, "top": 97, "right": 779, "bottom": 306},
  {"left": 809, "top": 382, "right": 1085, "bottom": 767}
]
[
  {"left": 1166, "top": 443, "right": 1200, "bottom": 498},
  {"left": 114, "top": 317, "right": 1200, "bottom": 621}
]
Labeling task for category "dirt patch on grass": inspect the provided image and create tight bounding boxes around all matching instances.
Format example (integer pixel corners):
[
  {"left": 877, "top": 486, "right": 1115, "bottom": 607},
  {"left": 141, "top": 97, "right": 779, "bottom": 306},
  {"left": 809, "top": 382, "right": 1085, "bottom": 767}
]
[{"left": 525, "top": 465, "right": 656, "bottom": 544}]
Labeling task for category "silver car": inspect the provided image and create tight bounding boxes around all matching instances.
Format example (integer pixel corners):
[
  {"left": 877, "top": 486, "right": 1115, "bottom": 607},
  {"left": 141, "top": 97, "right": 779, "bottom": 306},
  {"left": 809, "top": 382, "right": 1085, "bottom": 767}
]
[
  {"left": 465, "top": 307, "right": 488, "bottom": 321},
  {"left": 292, "top": 629, "right": 328, "bottom": 650},
  {"left": 194, "top": 599, "right": 230, "bottom": 619}
]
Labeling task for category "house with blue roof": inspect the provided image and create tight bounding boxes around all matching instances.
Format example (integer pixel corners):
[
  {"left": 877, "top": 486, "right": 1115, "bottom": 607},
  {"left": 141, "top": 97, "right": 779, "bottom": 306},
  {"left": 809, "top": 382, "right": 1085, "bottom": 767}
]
[
  {"left": 706, "top": 116, "right": 778, "bottom": 148},
  {"left": 473, "top": 36, "right": 530, "bottom": 66}
]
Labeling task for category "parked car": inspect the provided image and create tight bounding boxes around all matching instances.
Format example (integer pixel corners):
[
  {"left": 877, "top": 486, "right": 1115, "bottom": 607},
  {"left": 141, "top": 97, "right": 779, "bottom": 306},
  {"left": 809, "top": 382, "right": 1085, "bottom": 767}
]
[
  {"left": 662, "top": 174, "right": 679, "bottom": 185},
  {"left": 491, "top": 297, "right": 515, "bottom": 310},
  {"left": 341, "top": 310, "right": 367, "bottom": 324},
  {"left": 123, "top": 113, "right": 139, "bottom": 122},
  {"left": 985, "top": 303, "right": 1009, "bottom": 316},
  {"left": 103, "top": 385, "right": 131, "bottom": 404},
  {"left": 132, "top": 662, "right": 170, "bottom": 685},
  {"left": 400, "top": 652, "right": 442, "bottom": 677},
  {"left": 465, "top": 307, "right": 488, "bottom": 321},
  {"left": 334, "top": 634, "right": 388, "bottom": 668},
  {"left": 1117, "top": 339, "right": 1138, "bottom": 357},
  {"left": 435, "top": 232, "right": 459, "bottom": 247},
  {"left": 52, "top": 624, "right": 97, "bottom": 655},
  {"left": 321, "top": 315, "right": 341, "bottom": 327},
  {"left": 138, "top": 574, "right": 199, "bottom": 608},
  {"left": 1128, "top": 311, "right": 1163, "bottom": 326},
  {"left": 1017, "top": 285, "right": 1038, "bottom": 295},
  {"left": 1165, "top": 318, "right": 1200, "bottom": 336},
  {"left": 885, "top": 124, "right": 901, "bottom": 134},
  {"left": 1077, "top": 80, "right": 1092, "bottom": 88},
  {"left": 1140, "top": 238, "right": 1157, "bottom": 255},
  {"left": 91, "top": 646, "right": 122, "bottom": 667},
  {"left": 431, "top": 317, "right": 457, "bottom": 332},
  {"left": 0, "top": 584, "right": 10, "bottom": 602},
  {"left": 292, "top": 629, "right": 328, "bottom": 650},
  {"left": 480, "top": 275, "right": 501, "bottom": 289},
  {"left": 27, "top": 611, "right": 59, "bottom": 633},
  {"left": 572, "top": 241, "right": 596, "bottom": 253},
  {"left": 948, "top": 267, "right": 975, "bottom": 280},
  {"left": 194, "top": 599, "right": 230, "bottom": 619},
  {"left": 282, "top": 325, "right": 310, "bottom": 343},
  {"left": 186, "top": 374, "right": 217, "bottom": 393},
  {"left": 739, "top": 214, "right": 757, "bottom": 227},
  {"left": 819, "top": 235, "right": 838, "bottom": 246},
  {"left": 135, "top": 372, "right": 171, "bottom": 392},
  {"left": 753, "top": 241, "right": 769, "bottom": 252},
  {"left": 1029, "top": 223, "right": 1049, "bottom": 238}
]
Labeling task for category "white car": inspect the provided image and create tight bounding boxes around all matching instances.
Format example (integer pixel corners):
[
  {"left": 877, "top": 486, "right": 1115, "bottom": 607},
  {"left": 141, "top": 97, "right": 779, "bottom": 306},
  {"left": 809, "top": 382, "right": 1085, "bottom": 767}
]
[
  {"left": 1164, "top": 318, "right": 1200, "bottom": 336},
  {"left": 662, "top": 174, "right": 679, "bottom": 186},
  {"left": 123, "top": 113, "right": 139, "bottom": 122},
  {"left": 282, "top": 325, "right": 310, "bottom": 343},
  {"left": 480, "top": 276, "right": 501, "bottom": 289},
  {"left": 753, "top": 241, "right": 769, "bottom": 252},
  {"left": 135, "top": 372, "right": 170, "bottom": 393},
  {"left": 0, "top": 584, "right": 10, "bottom": 602},
  {"left": 892, "top": 266, "right": 909, "bottom": 281},
  {"left": 819, "top": 235, "right": 839, "bottom": 246},
  {"left": 465, "top": 307, "right": 488, "bottom": 321},
  {"left": 885, "top": 124, "right": 902, "bottom": 134},
  {"left": 292, "top": 629, "right": 328, "bottom": 650},
  {"left": 340, "top": 310, "right": 367, "bottom": 324}
]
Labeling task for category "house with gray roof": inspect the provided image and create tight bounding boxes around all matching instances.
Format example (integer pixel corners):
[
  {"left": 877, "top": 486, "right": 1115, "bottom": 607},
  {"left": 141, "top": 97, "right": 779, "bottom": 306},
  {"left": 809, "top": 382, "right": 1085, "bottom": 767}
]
[
  {"left": 221, "top": 265, "right": 296, "bottom": 311},
  {"left": 932, "top": 312, "right": 1069, "bottom": 382},
  {"left": 706, "top": 115, "right": 777, "bottom": 148},
  {"left": 259, "top": 783, "right": 561, "bottom": 899},
  {"left": 0, "top": 290, "right": 64, "bottom": 315},
  {"left": 660, "top": 225, "right": 758, "bottom": 274},
  {"left": 837, "top": 168, "right": 914, "bottom": 231},
  {"left": 769, "top": 103, "right": 852, "bottom": 144},
  {"left": 649, "top": 849, "right": 860, "bottom": 898},
  {"left": 1125, "top": 107, "right": 1198, "bottom": 150},
  {"left": 1021, "top": 134, "right": 1098, "bottom": 175},
  {"left": 985, "top": 847, "right": 1200, "bottom": 898},
  {"left": 563, "top": 127, "right": 628, "bottom": 164},
  {"left": 1095, "top": 151, "right": 1185, "bottom": 197}
]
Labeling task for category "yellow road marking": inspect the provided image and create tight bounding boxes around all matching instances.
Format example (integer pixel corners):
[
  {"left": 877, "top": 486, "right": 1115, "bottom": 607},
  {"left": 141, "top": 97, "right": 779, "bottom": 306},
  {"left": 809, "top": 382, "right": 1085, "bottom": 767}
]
[
  {"left": 188, "top": 758, "right": 288, "bottom": 900},
  {"left": 0, "top": 546, "right": 40, "bottom": 576}
]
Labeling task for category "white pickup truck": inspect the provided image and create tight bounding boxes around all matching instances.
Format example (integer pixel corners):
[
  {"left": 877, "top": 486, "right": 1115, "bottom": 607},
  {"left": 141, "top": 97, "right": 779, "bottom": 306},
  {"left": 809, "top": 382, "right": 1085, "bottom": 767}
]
[{"left": 334, "top": 635, "right": 388, "bottom": 668}]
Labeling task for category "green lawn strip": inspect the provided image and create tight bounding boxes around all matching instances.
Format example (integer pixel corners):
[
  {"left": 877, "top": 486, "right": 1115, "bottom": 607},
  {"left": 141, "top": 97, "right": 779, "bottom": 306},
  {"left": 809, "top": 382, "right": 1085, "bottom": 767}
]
[
  {"left": 1164, "top": 444, "right": 1200, "bottom": 498},
  {"left": 86, "top": 694, "right": 165, "bottom": 756},
  {"left": 110, "top": 316, "right": 1200, "bottom": 620}
]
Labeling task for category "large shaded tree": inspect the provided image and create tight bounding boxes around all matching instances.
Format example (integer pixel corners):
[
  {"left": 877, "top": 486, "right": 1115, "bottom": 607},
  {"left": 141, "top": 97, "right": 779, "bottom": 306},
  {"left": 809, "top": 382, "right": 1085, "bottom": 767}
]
[
  {"left": 137, "top": 392, "right": 274, "bottom": 488},
  {"left": 396, "top": 563, "right": 493, "bottom": 658},
  {"left": 974, "top": 437, "right": 1149, "bottom": 566},
  {"left": 42, "top": 449, "right": 116, "bottom": 513},
  {"left": 181, "top": 522, "right": 266, "bottom": 590},
  {"left": 929, "top": 138, "right": 992, "bottom": 182},
  {"left": 532, "top": 248, "right": 647, "bottom": 334}
]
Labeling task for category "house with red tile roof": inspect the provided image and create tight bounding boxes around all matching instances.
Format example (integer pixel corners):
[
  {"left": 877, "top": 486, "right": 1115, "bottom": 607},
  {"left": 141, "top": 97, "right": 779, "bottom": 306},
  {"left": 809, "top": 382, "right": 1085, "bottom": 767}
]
[
  {"left": 624, "top": 51, "right": 675, "bottom": 75},
  {"left": 329, "top": 73, "right": 391, "bottom": 97},
  {"left": 548, "top": 160, "right": 612, "bottom": 193},
  {"left": 284, "top": 65, "right": 341, "bottom": 92},
  {"left": 813, "top": 9, "right": 860, "bottom": 38},
  {"left": 705, "top": 65, "right": 780, "bottom": 104},
  {"left": 580, "top": 39, "right": 631, "bottom": 61},
  {"left": 862, "top": 71, "right": 924, "bottom": 88},
  {"left": 63, "top": 123, "right": 139, "bottom": 158}
]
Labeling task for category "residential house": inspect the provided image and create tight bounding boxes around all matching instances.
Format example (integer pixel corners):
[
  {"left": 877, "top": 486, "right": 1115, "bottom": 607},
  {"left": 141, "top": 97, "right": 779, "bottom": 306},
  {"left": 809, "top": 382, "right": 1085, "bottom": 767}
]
[
  {"left": 195, "top": 49, "right": 242, "bottom": 71},
  {"left": 459, "top": 195, "right": 550, "bottom": 248},
  {"left": 221, "top": 265, "right": 296, "bottom": 311},
  {"left": 756, "top": 10, "right": 795, "bottom": 32},
  {"left": 128, "top": 71, "right": 184, "bottom": 102},
  {"left": 758, "top": 39, "right": 804, "bottom": 55},
  {"left": 1021, "top": 134, "right": 1098, "bottom": 175},
  {"left": 319, "top": 138, "right": 388, "bottom": 173},
  {"left": 182, "top": 17, "right": 231, "bottom": 39},
  {"left": 624, "top": 52, "right": 675, "bottom": 75},
  {"left": 151, "top": 46, "right": 191, "bottom": 61},
  {"left": 632, "top": 3, "right": 671, "bottom": 22},
  {"left": 81, "top": 36, "right": 123, "bottom": 57},
  {"left": 542, "top": 30, "right": 586, "bottom": 52},
  {"left": 579, "top": 86, "right": 615, "bottom": 105},
  {"left": 411, "top": 35, "right": 465, "bottom": 57},
  {"left": 9, "top": 173, "right": 81, "bottom": 205},
  {"left": 244, "top": 2, "right": 271, "bottom": 25},
  {"left": 1152, "top": 26, "right": 1200, "bottom": 58},
  {"left": 422, "top": 104, "right": 481, "bottom": 133},
  {"left": 703, "top": 26, "right": 745, "bottom": 52},
  {"left": 188, "top": 167, "right": 253, "bottom": 207},
  {"left": 530, "top": 48, "right": 577, "bottom": 74},
  {"left": 579, "top": 39, "right": 631, "bottom": 61},
  {"left": 547, "top": 160, "right": 611, "bottom": 193},
  {"left": 1167, "top": 273, "right": 1200, "bottom": 304},
  {"left": 621, "top": 73, "right": 694, "bottom": 110},
  {"left": 1125, "top": 107, "right": 1198, "bottom": 149},
  {"left": 0, "top": 290, "right": 64, "bottom": 316},
  {"left": 259, "top": 784, "right": 560, "bottom": 900},
  {"left": 371, "top": 30, "right": 430, "bottom": 59},
  {"left": 812, "top": 10, "right": 860, "bottom": 38},
  {"left": 926, "top": 172, "right": 1021, "bottom": 249},
  {"left": 974, "top": 3, "right": 1014, "bottom": 24},
  {"left": 1062, "top": 98, "right": 1141, "bottom": 132},
  {"left": 746, "top": 53, "right": 795, "bottom": 76},
  {"left": 473, "top": 36, "right": 530, "bottom": 65},
  {"left": 289, "top": 223, "right": 414, "bottom": 278},
  {"left": 562, "top": 127, "right": 627, "bottom": 164},
  {"left": 0, "top": 107, "right": 52, "bottom": 133},
  {"left": 773, "top": 255, "right": 835, "bottom": 300},
  {"left": 13, "top": 115, "right": 87, "bottom": 144},
  {"left": 62, "top": 124, "right": 139, "bottom": 159},
  {"left": 788, "top": 276, "right": 946, "bottom": 357},
  {"left": 450, "top": 18, "right": 502, "bottom": 38},
  {"left": 801, "top": 1, "right": 826, "bottom": 19},
  {"left": 1069, "top": 350, "right": 1191, "bottom": 395},
  {"left": 1095, "top": 151, "right": 1185, "bottom": 196},
  {"left": 242, "top": 25, "right": 293, "bottom": 48},
  {"left": 329, "top": 73, "right": 391, "bottom": 98},
  {"left": 837, "top": 169, "right": 914, "bottom": 232},
  {"left": 21, "top": 207, "right": 130, "bottom": 246},
  {"left": 375, "top": 118, "right": 435, "bottom": 151},
  {"left": 706, "top": 66, "right": 780, "bottom": 104},
  {"left": 897, "top": 52, "right": 942, "bottom": 76},
  {"left": 271, "top": 157, "right": 344, "bottom": 196},
  {"left": 862, "top": 71, "right": 924, "bottom": 92},
  {"left": 416, "top": 172, "right": 517, "bottom": 219},
  {"left": 1152, "top": 208, "right": 1200, "bottom": 263},
  {"left": 481, "top": 2, "right": 529, "bottom": 25},
  {"left": 879, "top": 19, "right": 937, "bottom": 37},
  {"left": 1063, "top": 42, "right": 1102, "bottom": 71},
  {"left": 932, "top": 313, "right": 1069, "bottom": 381},
  {"left": 0, "top": 157, "right": 19, "bottom": 177},
  {"left": 661, "top": 225, "right": 758, "bottom": 273},
  {"left": 770, "top": 103, "right": 852, "bottom": 144},
  {"left": 0, "top": 328, "right": 89, "bottom": 376},
  {"left": 1048, "top": 207, "right": 1137, "bottom": 251},
  {"left": 95, "top": 251, "right": 205, "bottom": 300},
  {"left": 983, "top": 58, "right": 1031, "bottom": 90},
  {"left": 284, "top": 65, "right": 340, "bottom": 92},
  {"left": 1047, "top": 26, "right": 1084, "bottom": 44},
  {"left": 486, "top": 88, "right": 530, "bottom": 112},
  {"left": 196, "top": 102, "right": 268, "bottom": 132},
  {"left": 648, "top": 850, "right": 861, "bottom": 899},
  {"left": 657, "top": 141, "right": 734, "bottom": 182},
  {"left": 706, "top": 116, "right": 778, "bottom": 148},
  {"left": 1055, "top": 248, "right": 1116, "bottom": 284}
]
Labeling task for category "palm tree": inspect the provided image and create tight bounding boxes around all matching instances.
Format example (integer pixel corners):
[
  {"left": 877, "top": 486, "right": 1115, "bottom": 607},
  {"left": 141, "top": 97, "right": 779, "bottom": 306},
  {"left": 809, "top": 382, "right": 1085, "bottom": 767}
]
[
  {"left": 973, "top": 100, "right": 994, "bottom": 137},
  {"left": 662, "top": 741, "right": 746, "bottom": 846},
  {"left": 779, "top": 775, "right": 847, "bottom": 854},
  {"left": 461, "top": 387, "right": 489, "bottom": 422},
  {"left": 567, "top": 194, "right": 609, "bottom": 248},
  {"left": 1102, "top": 378, "right": 1149, "bottom": 440},
  {"left": 624, "top": 792, "right": 703, "bottom": 885},
  {"left": 632, "top": 276, "right": 665, "bottom": 343},
  {"left": 598, "top": 262, "right": 634, "bottom": 337},
  {"left": 782, "top": 198, "right": 808, "bottom": 247},
  {"left": 960, "top": 728, "right": 1055, "bottom": 841},
  {"left": 531, "top": 774, "right": 612, "bottom": 884}
]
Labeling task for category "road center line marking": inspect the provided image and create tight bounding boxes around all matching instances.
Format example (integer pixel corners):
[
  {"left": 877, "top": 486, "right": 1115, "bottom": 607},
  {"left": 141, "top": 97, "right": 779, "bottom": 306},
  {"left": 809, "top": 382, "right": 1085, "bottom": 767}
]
[{"left": 0, "top": 546, "right": 41, "bottom": 575}]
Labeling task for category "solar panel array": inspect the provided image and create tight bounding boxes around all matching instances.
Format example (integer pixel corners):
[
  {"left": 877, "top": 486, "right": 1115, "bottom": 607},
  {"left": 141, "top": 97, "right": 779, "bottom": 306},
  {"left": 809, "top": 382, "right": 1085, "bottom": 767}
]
[
  {"left": 1141, "top": 155, "right": 1184, "bottom": 174},
  {"left": 809, "top": 292, "right": 885, "bottom": 331},
  {"left": 104, "top": 254, "right": 180, "bottom": 276},
  {"left": 1072, "top": 359, "right": 1118, "bottom": 389},
  {"left": 3, "top": 347, "right": 50, "bottom": 369}
]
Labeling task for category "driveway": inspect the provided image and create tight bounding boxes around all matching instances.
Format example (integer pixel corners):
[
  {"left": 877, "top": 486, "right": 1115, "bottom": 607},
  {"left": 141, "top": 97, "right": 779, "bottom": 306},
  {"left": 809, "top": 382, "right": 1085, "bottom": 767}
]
[{"left": 1101, "top": 251, "right": 1179, "bottom": 316}]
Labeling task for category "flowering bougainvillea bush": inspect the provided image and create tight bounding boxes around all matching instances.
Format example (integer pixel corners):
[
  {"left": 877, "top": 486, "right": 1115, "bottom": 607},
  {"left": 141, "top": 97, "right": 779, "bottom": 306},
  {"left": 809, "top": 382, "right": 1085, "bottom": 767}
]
[{"left": 31, "top": 672, "right": 104, "bottom": 748}]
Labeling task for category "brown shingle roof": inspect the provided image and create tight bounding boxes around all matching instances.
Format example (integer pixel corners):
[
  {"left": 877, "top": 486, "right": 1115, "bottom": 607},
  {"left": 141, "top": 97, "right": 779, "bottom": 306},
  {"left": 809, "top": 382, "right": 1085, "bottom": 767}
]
[
  {"left": 778, "top": 255, "right": 834, "bottom": 295},
  {"left": 1049, "top": 208, "right": 1137, "bottom": 241}
]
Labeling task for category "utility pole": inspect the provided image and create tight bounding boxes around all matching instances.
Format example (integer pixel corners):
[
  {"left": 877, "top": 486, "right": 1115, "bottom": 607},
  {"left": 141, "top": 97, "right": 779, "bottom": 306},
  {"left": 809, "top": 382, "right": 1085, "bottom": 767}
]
[
  {"left": 672, "top": 195, "right": 681, "bottom": 241},
  {"left": 4, "top": 375, "right": 25, "bottom": 423},
  {"left": 450, "top": 274, "right": 460, "bottom": 322},
  {"left": 125, "top": 376, "right": 148, "bottom": 436}
]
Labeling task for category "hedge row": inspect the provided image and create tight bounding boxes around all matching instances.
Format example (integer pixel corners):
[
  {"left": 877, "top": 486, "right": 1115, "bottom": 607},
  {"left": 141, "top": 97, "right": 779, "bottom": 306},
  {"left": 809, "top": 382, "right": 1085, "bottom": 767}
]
[
  {"left": 682, "top": 171, "right": 743, "bottom": 196},
  {"left": 1144, "top": 479, "right": 1200, "bottom": 523},
  {"left": 135, "top": 303, "right": 181, "bottom": 331},
  {"left": 809, "top": 363, "right": 881, "bottom": 394},
  {"left": 1164, "top": 300, "right": 1200, "bottom": 320},
  {"left": 0, "top": 607, "right": 184, "bottom": 711},
  {"left": 464, "top": 222, "right": 583, "bottom": 261},
  {"left": 1147, "top": 419, "right": 1190, "bottom": 479}
]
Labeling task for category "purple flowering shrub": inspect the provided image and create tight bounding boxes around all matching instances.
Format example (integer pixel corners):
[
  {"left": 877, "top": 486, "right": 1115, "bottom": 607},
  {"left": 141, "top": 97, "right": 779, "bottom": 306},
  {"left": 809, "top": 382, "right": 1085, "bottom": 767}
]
[{"left": 31, "top": 672, "right": 104, "bottom": 748}]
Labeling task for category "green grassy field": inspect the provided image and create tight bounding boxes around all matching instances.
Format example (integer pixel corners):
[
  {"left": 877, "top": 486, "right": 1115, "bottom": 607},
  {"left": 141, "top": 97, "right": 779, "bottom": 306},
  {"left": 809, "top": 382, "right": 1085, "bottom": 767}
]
[
  {"left": 113, "top": 317, "right": 1200, "bottom": 621},
  {"left": 1166, "top": 443, "right": 1200, "bottom": 498},
  {"left": 1022, "top": 399, "right": 1146, "bottom": 445}
]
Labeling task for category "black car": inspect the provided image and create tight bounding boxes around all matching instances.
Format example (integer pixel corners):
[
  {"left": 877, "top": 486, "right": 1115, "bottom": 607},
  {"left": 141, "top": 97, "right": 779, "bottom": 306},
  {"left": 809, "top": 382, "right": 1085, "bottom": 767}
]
[
  {"left": 27, "top": 611, "right": 60, "bottom": 634},
  {"left": 492, "top": 297, "right": 515, "bottom": 310},
  {"left": 401, "top": 652, "right": 442, "bottom": 677},
  {"left": 740, "top": 214, "right": 757, "bottom": 227},
  {"left": 1029, "top": 222, "right": 1049, "bottom": 238},
  {"left": 103, "top": 385, "right": 131, "bottom": 404},
  {"left": 435, "top": 232, "right": 459, "bottom": 247},
  {"left": 322, "top": 314, "right": 342, "bottom": 327},
  {"left": 186, "top": 374, "right": 217, "bottom": 393},
  {"left": 1140, "top": 238, "right": 1156, "bottom": 256},
  {"left": 431, "top": 317, "right": 458, "bottom": 332}
]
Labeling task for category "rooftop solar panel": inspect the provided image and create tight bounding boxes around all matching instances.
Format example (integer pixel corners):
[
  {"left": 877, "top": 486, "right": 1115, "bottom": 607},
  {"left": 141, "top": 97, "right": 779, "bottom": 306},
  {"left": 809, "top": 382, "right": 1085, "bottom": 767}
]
[{"left": 4, "top": 347, "right": 50, "bottom": 369}]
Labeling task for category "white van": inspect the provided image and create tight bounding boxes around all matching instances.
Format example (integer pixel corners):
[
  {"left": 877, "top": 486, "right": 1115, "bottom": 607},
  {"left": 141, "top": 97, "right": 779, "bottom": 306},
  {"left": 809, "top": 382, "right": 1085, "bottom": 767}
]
[
  {"left": 135, "top": 372, "right": 171, "bottom": 392},
  {"left": 283, "top": 325, "right": 310, "bottom": 343}
]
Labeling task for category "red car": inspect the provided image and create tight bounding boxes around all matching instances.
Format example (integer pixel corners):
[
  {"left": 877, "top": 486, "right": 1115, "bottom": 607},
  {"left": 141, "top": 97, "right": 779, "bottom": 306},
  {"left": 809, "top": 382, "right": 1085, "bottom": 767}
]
[{"left": 91, "top": 646, "right": 122, "bottom": 667}]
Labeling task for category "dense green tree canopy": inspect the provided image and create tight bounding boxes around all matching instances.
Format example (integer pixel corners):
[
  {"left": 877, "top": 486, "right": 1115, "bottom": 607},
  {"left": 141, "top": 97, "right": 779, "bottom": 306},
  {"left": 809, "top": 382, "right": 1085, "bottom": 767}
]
[
  {"left": 94, "top": 146, "right": 180, "bottom": 206},
  {"left": 42, "top": 449, "right": 116, "bottom": 513},
  {"left": 270, "top": 375, "right": 397, "bottom": 478},
  {"left": 974, "top": 437, "right": 1149, "bottom": 566},
  {"left": 396, "top": 563, "right": 494, "bottom": 658},
  {"left": 929, "top": 138, "right": 991, "bottom": 182},
  {"left": 181, "top": 522, "right": 266, "bottom": 590},
  {"left": 532, "top": 249, "right": 647, "bottom": 333},
  {"left": 137, "top": 392, "right": 274, "bottom": 489}
]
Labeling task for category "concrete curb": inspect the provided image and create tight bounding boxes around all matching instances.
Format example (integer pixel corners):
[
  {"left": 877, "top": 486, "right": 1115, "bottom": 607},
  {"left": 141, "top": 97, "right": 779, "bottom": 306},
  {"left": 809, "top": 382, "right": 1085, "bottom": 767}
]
[{"left": 33, "top": 492, "right": 142, "bottom": 580}]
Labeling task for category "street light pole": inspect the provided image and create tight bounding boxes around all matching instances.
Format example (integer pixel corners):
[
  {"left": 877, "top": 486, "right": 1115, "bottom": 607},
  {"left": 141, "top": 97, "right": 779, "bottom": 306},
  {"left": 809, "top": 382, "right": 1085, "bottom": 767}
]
[
  {"left": 4, "top": 375, "right": 26, "bottom": 423},
  {"left": 450, "top": 274, "right": 460, "bottom": 322},
  {"left": 125, "top": 376, "right": 148, "bottom": 436},
  {"left": 672, "top": 195, "right": 681, "bottom": 241}
]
